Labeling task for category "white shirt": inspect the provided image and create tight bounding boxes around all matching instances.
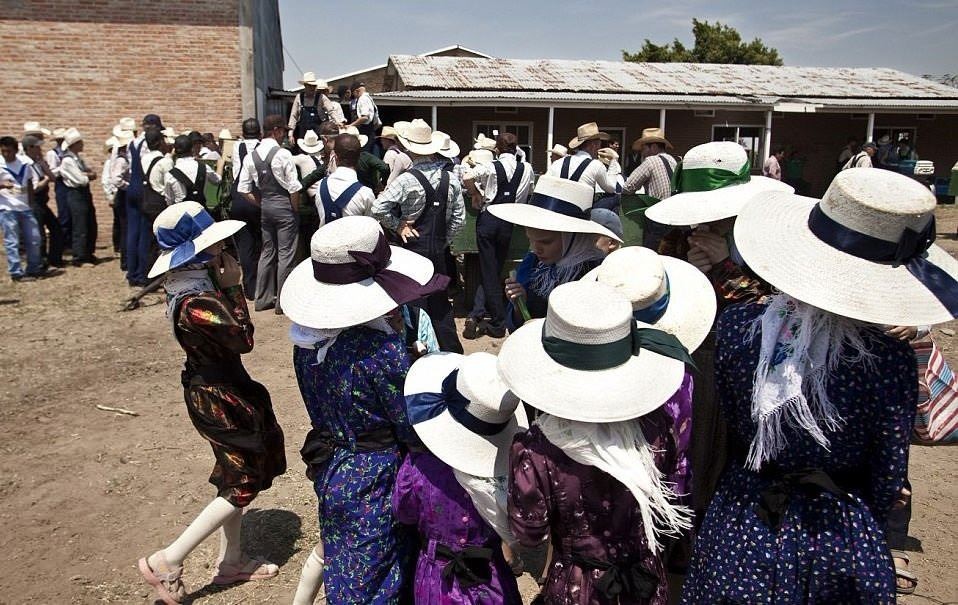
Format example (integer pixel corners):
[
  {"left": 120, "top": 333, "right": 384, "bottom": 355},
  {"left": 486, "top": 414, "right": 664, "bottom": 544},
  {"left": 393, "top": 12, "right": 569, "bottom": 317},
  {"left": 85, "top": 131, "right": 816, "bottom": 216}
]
[
  {"left": 237, "top": 137, "right": 302, "bottom": 195},
  {"left": 844, "top": 152, "right": 872, "bottom": 170},
  {"left": 354, "top": 91, "right": 378, "bottom": 125},
  {"left": 384, "top": 147, "right": 412, "bottom": 185},
  {"left": 163, "top": 157, "right": 221, "bottom": 205},
  {"left": 762, "top": 155, "right": 782, "bottom": 180},
  {"left": 58, "top": 151, "right": 90, "bottom": 189},
  {"left": 547, "top": 150, "right": 620, "bottom": 193},
  {"left": 0, "top": 156, "right": 34, "bottom": 211},
  {"left": 109, "top": 154, "right": 130, "bottom": 191},
  {"left": 230, "top": 138, "right": 260, "bottom": 180},
  {"left": 292, "top": 153, "right": 325, "bottom": 197},
  {"left": 315, "top": 166, "right": 376, "bottom": 227},
  {"left": 45, "top": 148, "right": 61, "bottom": 177},
  {"left": 141, "top": 149, "right": 174, "bottom": 195},
  {"left": 465, "top": 152, "right": 533, "bottom": 210},
  {"left": 199, "top": 147, "right": 221, "bottom": 161}
]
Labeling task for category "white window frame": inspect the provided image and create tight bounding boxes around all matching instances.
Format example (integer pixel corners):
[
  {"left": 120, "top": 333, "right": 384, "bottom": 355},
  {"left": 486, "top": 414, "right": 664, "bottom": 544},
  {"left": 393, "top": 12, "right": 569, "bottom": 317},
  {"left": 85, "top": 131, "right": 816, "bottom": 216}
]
[
  {"left": 473, "top": 121, "right": 535, "bottom": 164},
  {"left": 711, "top": 124, "right": 764, "bottom": 172}
]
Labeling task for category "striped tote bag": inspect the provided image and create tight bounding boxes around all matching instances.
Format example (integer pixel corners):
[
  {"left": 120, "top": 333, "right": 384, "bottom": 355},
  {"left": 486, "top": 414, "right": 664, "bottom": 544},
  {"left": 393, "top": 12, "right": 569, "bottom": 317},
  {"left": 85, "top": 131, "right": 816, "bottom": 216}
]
[{"left": 912, "top": 338, "right": 958, "bottom": 445}]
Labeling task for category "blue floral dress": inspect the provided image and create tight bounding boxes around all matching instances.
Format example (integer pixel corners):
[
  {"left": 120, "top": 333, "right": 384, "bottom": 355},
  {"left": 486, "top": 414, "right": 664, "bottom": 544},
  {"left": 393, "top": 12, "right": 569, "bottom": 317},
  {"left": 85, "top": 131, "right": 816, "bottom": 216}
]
[
  {"left": 681, "top": 303, "right": 917, "bottom": 605},
  {"left": 293, "top": 326, "right": 417, "bottom": 605}
]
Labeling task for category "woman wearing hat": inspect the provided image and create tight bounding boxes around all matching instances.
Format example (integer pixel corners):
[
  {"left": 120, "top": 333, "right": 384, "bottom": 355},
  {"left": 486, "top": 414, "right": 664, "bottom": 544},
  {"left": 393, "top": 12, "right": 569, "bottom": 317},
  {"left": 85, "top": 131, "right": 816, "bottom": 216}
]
[
  {"left": 395, "top": 351, "right": 526, "bottom": 603},
  {"left": 681, "top": 169, "right": 958, "bottom": 604},
  {"left": 503, "top": 281, "right": 696, "bottom": 604},
  {"left": 282, "top": 215, "right": 451, "bottom": 605},
  {"left": 490, "top": 175, "right": 620, "bottom": 331},
  {"left": 138, "top": 202, "right": 286, "bottom": 605}
]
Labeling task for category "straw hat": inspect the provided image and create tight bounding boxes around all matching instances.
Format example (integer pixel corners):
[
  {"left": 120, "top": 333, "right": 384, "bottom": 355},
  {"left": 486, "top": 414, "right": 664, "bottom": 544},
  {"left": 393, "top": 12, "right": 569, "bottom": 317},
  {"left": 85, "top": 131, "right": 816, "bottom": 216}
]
[
  {"left": 280, "top": 216, "right": 449, "bottom": 329},
  {"left": 582, "top": 247, "right": 716, "bottom": 352},
  {"left": 405, "top": 352, "right": 528, "bottom": 477},
  {"left": 436, "top": 131, "right": 460, "bottom": 159},
  {"left": 299, "top": 71, "right": 327, "bottom": 88},
  {"left": 549, "top": 144, "right": 568, "bottom": 158},
  {"left": 60, "top": 127, "right": 83, "bottom": 150},
  {"left": 473, "top": 133, "right": 497, "bottom": 151},
  {"left": 104, "top": 136, "right": 118, "bottom": 151},
  {"left": 117, "top": 117, "right": 137, "bottom": 132},
  {"left": 378, "top": 125, "right": 399, "bottom": 141},
  {"left": 111, "top": 123, "right": 131, "bottom": 138},
  {"left": 568, "top": 122, "right": 610, "bottom": 149},
  {"left": 218, "top": 128, "right": 235, "bottom": 141},
  {"left": 497, "top": 281, "right": 687, "bottom": 422},
  {"left": 147, "top": 202, "right": 245, "bottom": 278},
  {"left": 645, "top": 141, "right": 793, "bottom": 226},
  {"left": 297, "top": 130, "right": 324, "bottom": 155},
  {"left": 52, "top": 127, "right": 67, "bottom": 140},
  {"left": 487, "top": 175, "right": 621, "bottom": 240},
  {"left": 395, "top": 119, "right": 444, "bottom": 156},
  {"left": 342, "top": 125, "right": 369, "bottom": 149},
  {"left": 114, "top": 129, "right": 134, "bottom": 147},
  {"left": 23, "top": 121, "right": 51, "bottom": 137},
  {"left": 735, "top": 168, "right": 958, "bottom": 326},
  {"left": 465, "top": 149, "right": 494, "bottom": 167},
  {"left": 632, "top": 127, "right": 672, "bottom": 151}
]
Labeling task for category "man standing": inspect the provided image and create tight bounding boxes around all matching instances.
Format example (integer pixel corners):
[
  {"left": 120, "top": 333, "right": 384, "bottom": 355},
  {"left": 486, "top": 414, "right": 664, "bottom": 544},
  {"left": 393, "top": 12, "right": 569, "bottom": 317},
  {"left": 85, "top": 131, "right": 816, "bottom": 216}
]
[
  {"left": 316, "top": 133, "right": 376, "bottom": 226},
  {"left": 238, "top": 114, "right": 302, "bottom": 314},
  {"left": 164, "top": 135, "right": 221, "bottom": 205},
  {"left": 763, "top": 146, "right": 786, "bottom": 180},
  {"left": 372, "top": 119, "right": 465, "bottom": 353},
  {"left": 462, "top": 132, "right": 532, "bottom": 339},
  {"left": 547, "top": 122, "right": 621, "bottom": 193},
  {"left": 47, "top": 127, "right": 71, "bottom": 249},
  {"left": 125, "top": 114, "right": 163, "bottom": 286},
  {"left": 288, "top": 72, "right": 344, "bottom": 149},
  {"left": 380, "top": 125, "right": 412, "bottom": 185},
  {"left": 138, "top": 128, "right": 173, "bottom": 275},
  {"left": 229, "top": 118, "right": 262, "bottom": 299},
  {"left": 0, "top": 135, "right": 43, "bottom": 281},
  {"left": 22, "top": 135, "right": 64, "bottom": 269},
  {"left": 346, "top": 81, "right": 380, "bottom": 153},
  {"left": 843, "top": 142, "right": 876, "bottom": 169},
  {"left": 58, "top": 128, "right": 98, "bottom": 267},
  {"left": 623, "top": 128, "right": 677, "bottom": 250},
  {"left": 837, "top": 137, "right": 859, "bottom": 172}
]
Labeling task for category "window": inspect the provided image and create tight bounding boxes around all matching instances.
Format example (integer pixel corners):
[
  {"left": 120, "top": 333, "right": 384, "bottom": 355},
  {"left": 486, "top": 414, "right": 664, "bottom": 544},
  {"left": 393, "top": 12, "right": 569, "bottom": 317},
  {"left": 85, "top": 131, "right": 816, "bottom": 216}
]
[
  {"left": 599, "top": 127, "right": 627, "bottom": 153},
  {"left": 712, "top": 125, "right": 764, "bottom": 171},
  {"left": 473, "top": 122, "right": 534, "bottom": 163},
  {"left": 873, "top": 127, "right": 917, "bottom": 147}
]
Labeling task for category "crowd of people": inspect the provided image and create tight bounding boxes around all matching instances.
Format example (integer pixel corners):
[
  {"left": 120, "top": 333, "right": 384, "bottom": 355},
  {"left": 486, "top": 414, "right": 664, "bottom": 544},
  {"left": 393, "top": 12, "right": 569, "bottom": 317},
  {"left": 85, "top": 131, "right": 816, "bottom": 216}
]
[{"left": 4, "top": 72, "right": 954, "bottom": 605}]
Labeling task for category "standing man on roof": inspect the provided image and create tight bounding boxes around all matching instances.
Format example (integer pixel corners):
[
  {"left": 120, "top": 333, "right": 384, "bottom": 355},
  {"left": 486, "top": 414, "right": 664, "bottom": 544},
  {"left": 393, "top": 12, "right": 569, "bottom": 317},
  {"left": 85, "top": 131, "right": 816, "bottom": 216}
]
[
  {"left": 547, "top": 122, "right": 621, "bottom": 193},
  {"left": 288, "top": 72, "right": 345, "bottom": 151},
  {"left": 623, "top": 127, "right": 678, "bottom": 250},
  {"left": 346, "top": 81, "right": 381, "bottom": 153}
]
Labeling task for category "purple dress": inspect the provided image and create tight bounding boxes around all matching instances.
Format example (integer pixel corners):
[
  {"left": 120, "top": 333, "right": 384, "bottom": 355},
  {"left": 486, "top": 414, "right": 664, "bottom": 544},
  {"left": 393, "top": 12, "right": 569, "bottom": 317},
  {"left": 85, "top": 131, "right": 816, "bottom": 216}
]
[
  {"left": 509, "top": 376, "right": 693, "bottom": 605},
  {"left": 393, "top": 451, "right": 522, "bottom": 605}
]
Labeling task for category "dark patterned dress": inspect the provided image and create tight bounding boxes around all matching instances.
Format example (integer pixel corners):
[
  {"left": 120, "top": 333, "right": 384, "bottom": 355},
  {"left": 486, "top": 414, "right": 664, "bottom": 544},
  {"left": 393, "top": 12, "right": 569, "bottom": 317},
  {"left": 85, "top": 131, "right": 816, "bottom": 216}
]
[
  {"left": 174, "top": 285, "right": 286, "bottom": 508},
  {"left": 293, "top": 327, "right": 416, "bottom": 605},
  {"left": 681, "top": 303, "right": 916, "bottom": 605}
]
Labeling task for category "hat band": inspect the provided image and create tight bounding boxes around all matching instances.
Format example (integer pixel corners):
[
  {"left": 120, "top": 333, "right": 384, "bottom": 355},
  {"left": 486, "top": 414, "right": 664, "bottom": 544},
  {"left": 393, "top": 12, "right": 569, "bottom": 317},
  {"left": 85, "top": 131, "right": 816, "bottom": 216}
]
[
  {"left": 632, "top": 274, "right": 671, "bottom": 324},
  {"left": 312, "top": 232, "right": 449, "bottom": 306},
  {"left": 155, "top": 210, "right": 215, "bottom": 268},
  {"left": 673, "top": 161, "right": 751, "bottom": 194},
  {"left": 541, "top": 323, "right": 694, "bottom": 371},
  {"left": 405, "top": 369, "right": 511, "bottom": 436},
  {"left": 530, "top": 192, "right": 589, "bottom": 219},
  {"left": 808, "top": 205, "right": 958, "bottom": 316}
]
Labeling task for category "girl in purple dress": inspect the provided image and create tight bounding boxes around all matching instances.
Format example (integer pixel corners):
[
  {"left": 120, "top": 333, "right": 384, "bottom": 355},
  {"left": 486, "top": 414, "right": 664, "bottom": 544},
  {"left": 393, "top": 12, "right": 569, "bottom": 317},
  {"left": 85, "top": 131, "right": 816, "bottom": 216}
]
[{"left": 395, "top": 352, "right": 528, "bottom": 604}]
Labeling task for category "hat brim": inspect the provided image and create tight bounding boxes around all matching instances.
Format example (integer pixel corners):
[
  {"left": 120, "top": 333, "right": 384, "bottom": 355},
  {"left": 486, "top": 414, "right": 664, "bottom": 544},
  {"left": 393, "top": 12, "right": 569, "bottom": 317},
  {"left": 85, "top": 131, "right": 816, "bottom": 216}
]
[
  {"left": 568, "top": 132, "right": 610, "bottom": 149},
  {"left": 632, "top": 136, "right": 673, "bottom": 151},
  {"left": 487, "top": 204, "right": 622, "bottom": 241},
  {"left": 497, "top": 319, "right": 685, "bottom": 422},
  {"left": 280, "top": 245, "right": 436, "bottom": 329},
  {"left": 645, "top": 177, "right": 794, "bottom": 226},
  {"left": 397, "top": 132, "right": 444, "bottom": 155},
  {"left": 438, "top": 140, "right": 461, "bottom": 159},
  {"left": 404, "top": 353, "right": 529, "bottom": 478},
  {"left": 297, "top": 139, "right": 323, "bottom": 154},
  {"left": 735, "top": 192, "right": 958, "bottom": 325},
  {"left": 147, "top": 220, "right": 246, "bottom": 279},
  {"left": 581, "top": 256, "right": 717, "bottom": 353}
]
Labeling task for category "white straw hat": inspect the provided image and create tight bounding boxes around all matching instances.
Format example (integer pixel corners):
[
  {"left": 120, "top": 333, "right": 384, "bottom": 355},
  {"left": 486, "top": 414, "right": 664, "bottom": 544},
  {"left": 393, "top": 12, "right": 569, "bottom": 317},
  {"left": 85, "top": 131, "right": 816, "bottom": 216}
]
[
  {"left": 568, "top": 122, "right": 610, "bottom": 149},
  {"left": 473, "top": 133, "right": 497, "bottom": 151},
  {"left": 218, "top": 128, "right": 235, "bottom": 141},
  {"left": 299, "top": 71, "right": 328, "bottom": 88},
  {"left": 549, "top": 144, "right": 568, "bottom": 157},
  {"left": 582, "top": 247, "right": 716, "bottom": 352},
  {"left": 342, "top": 125, "right": 368, "bottom": 149},
  {"left": 645, "top": 141, "right": 793, "bottom": 226},
  {"left": 280, "top": 216, "right": 449, "bottom": 330},
  {"left": 52, "top": 127, "right": 68, "bottom": 139},
  {"left": 23, "top": 121, "right": 51, "bottom": 137},
  {"left": 60, "top": 127, "right": 83, "bottom": 150},
  {"left": 465, "top": 149, "right": 494, "bottom": 167},
  {"left": 487, "top": 175, "right": 621, "bottom": 240},
  {"left": 497, "top": 281, "right": 688, "bottom": 422},
  {"left": 396, "top": 119, "right": 444, "bottom": 155},
  {"left": 405, "top": 352, "right": 528, "bottom": 478},
  {"left": 114, "top": 129, "right": 134, "bottom": 147},
  {"left": 735, "top": 168, "right": 958, "bottom": 326},
  {"left": 297, "top": 130, "right": 324, "bottom": 154},
  {"left": 148, "top": 202, "right": 246, "bottom": 278},
  {"left": 104, "top": 136, "right": 118, "bottom": 151},
  {"left": 117, "top": 117, "right": 137, "bottom": 132},
  {"left": 436, "top": 131, "right": 461, "bottom": 159}
]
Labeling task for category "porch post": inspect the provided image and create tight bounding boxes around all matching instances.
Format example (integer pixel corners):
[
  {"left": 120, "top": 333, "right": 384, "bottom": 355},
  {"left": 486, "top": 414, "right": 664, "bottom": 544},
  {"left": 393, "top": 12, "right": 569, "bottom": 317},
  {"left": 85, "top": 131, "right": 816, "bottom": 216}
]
[
  {"left": 431, "top": 105, "right": 438, "bottom": 131},
  {"left": 547, "top": 106, "right": 555, "bottom": 173},
  {"left": 762, "top": 110, "right": 773, "bottom": 165},
  {"left": 659, "top": 108, "right": 666, "bottom": 131},
  {"left": 866, "top": 112, "right": 875, "bottom": 143}
]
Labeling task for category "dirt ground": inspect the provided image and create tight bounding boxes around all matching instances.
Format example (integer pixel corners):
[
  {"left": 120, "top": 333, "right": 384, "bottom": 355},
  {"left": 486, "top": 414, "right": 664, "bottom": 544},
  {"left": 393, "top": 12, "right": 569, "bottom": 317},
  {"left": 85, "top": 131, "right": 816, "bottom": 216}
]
[{"left": 0, "top": 207, "right": 956, "bottom": 605}]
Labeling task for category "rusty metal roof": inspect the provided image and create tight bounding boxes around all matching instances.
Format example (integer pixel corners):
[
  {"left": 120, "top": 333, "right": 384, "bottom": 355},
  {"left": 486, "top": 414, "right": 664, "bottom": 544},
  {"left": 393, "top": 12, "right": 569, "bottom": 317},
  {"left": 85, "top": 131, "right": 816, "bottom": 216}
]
[
  {"left": 374, "top": 90, "right": 759, "bottom": 108},
  {"left": 388, "top": 55, "right": 958, "bottom": 100}
]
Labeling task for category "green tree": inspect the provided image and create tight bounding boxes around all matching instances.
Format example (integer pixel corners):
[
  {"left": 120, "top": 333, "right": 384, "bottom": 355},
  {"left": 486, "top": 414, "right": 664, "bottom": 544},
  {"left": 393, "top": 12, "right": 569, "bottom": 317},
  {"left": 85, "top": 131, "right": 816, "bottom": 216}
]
[{"left": 623, "top": 19, "right": 783, "bottom": 65}]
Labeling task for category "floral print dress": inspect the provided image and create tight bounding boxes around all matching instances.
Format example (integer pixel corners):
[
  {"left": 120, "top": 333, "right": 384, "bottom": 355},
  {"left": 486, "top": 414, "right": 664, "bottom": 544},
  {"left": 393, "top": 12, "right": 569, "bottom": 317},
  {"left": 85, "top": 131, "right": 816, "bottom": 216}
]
[{"left": 681, "top": 303, "right": 916, "bottom": 605}]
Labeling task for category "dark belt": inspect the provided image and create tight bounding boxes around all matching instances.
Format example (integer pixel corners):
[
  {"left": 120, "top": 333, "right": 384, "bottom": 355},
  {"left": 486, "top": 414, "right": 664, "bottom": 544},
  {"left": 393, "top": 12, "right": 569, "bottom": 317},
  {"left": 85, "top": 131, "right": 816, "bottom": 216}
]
[
  {"left": 299, "top": 426, "right": 397, "bottom": 481},
  {"left": 181, "top": 360, "right": 251, "bottom": 387},
  {"left": 435, "top": 543, "right": 493, "bottom": 589},
  {"left": 756, "top": 465, "right": 859, "bottom": 532},
  {"left": 570, "top": 553, "right": 658, "bottom": 600}
]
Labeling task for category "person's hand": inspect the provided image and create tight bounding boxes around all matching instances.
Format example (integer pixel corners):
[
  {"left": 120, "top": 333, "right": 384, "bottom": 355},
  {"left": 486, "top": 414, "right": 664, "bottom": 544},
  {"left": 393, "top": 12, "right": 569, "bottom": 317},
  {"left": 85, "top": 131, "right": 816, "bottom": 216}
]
[
  {"left": 0, "top": 181, "right": 13, "bottom": 189},
  {"left": 87, "top": 170, "right": 97, "bottom": 180},
  {"left": 885, "top": 325, "right": 918, "bottom": 341},
  {"left": 597, "top": 148, "right": 619, "bottom": 166},
  {"left": 398, "top": 221, "right": 419, "bottom": 243},
  {"left": 688, "top": 230, "right": 729, "bottom": 265},
  {"left": 687, "top": 246, "right": 713, "bottom": 274},
  {"left": 211, "top": 252, "right": 242, "bottom": 288},
  {"left": 892, "top": 486, "right": 911, "bottom": 510},
  {"left": 504, "top": 276, "right": 526, "bottom": 302}
]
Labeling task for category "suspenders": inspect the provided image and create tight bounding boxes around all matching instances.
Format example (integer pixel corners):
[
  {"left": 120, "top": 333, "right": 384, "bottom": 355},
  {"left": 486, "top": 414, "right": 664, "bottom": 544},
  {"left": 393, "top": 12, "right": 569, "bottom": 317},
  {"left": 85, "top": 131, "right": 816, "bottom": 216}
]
[
  {"left": 491, "top": 160, "right": 525, "bottom": 205},
  {"left": 168, "top": 164, "right": 207, "bottom": 202},
  {"left": 559, "top": 156, "right": 590, "bottom": 182},
  {"left": 319, "top": 178, "right": 363, "bottom": 223}
]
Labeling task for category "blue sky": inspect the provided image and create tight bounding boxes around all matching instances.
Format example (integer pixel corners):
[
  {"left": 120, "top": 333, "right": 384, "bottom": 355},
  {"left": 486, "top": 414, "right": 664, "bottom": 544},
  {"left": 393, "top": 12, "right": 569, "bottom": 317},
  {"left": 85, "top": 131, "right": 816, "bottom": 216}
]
[{"left": 279, "top": 0, "right": 958, "bottom": 88}]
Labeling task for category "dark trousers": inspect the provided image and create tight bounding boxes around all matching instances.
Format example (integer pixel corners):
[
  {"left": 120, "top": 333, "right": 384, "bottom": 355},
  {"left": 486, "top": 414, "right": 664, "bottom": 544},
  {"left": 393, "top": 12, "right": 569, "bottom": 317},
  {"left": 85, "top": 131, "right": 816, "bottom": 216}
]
[
  {"left": 414, "top": 250, "right": 462, "bottom": 354},
  {"left": 54, "top": 178, "right": 71, "bottom": 248},
  {"left": 476, "top": 210, "right": 513, "bottom": 329},
  {"left": 230, "top": 198, "right": 262, "bottom": 300},
  {"left": 32, "top": 201, "right": 64, "bottom": 266},
  {"left": 140, "top": 209, "right": 162, "bottom": 276},
  {"left": 112, "top": 190, "right": 127, "bottom": 270},
  {"left": 66, "top": 186, "right": 97, "bottom": 263},
  {"left": 125, "top": 195, "right": 148, "bottom": 283},
  {"left": 885, "top": 477, "right": 912, "bottom": 550}
]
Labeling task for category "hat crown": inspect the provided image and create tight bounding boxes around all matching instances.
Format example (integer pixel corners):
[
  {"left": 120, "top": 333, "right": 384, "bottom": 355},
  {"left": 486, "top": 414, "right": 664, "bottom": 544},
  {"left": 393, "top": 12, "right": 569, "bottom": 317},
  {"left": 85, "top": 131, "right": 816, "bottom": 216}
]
[
  {"left": 300, "top": 130, "right": 322, "bottom": 145},
  {"left": 596, "top": 247, "right": 668, "bottom": 311},
  {"left": 455, "top": 353, "right": 520, "bottom": 424},
  {"left": 153, "top": 201, "right": 207, "bottom": 233},
  {"left": 309, "top": 216, "right": 383, "bottom": 265},
  {"left": 820, "top": 169, "right": 936, "bottom": 243},
  {"left": 576, "top": 122, "right": 600, "bottom": 138},
  {"left": 545, "top": 282, "right": 633, "bottom": 346},
  {"left": 533, "top": 175, "right": 595, "bottom": 213},
  {"left": 642, "top": 127, "right": 665, "bottom": 138},
  {"left": 118, "top": 117, "right": 136, "bottom": 131},
  {"left": 682, "top": 141, "right": 748, "bottom": 172},
  {"left": 402, "top": 119, "right": 434, "bottom": 144}
]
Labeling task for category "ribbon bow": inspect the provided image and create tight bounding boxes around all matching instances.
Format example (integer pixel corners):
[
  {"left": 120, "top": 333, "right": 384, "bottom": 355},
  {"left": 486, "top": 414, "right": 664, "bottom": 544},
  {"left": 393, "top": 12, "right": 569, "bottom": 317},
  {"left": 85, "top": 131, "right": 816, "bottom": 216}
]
[
  {"left": 404, "top": 370, "right": 511, "bottom": 436},
  {"left": 435, "top": 544, "right": 493, "bottom": 589},
  {"left": 542, "top": 324, "right": 695, "bottom": 371},
  {"left": 672, "top": 159, "right": 752, "bottom": 194},
  {"left": 154, "top": 210, "right": 215, "bottom": 269},
  {"left": 755, "top": 467, "right": 853, "bottom": 532},
  {"left": 571, "top": 554, "right": 658, "bottom": 600}
]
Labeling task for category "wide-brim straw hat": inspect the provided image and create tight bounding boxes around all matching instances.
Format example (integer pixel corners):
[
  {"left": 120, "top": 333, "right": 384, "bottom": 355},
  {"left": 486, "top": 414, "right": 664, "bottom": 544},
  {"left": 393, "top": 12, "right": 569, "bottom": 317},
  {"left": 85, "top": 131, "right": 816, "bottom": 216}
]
[
  {"left": 23, "top": 121, "right": 51, "bottom": 137},
  {"left": 645, "top": 141, "right": 793, "bottom": 226},
  {"left": 60, "top": 127, "right": 83, "bottom": 149},
  {"left": 342, "top": 125, "right": 369, "bottom": 149},
  {"left": 52, "top": 127, "right": 68, "bottom": 139},
  {"left": 582, "top": 247, "right": 716, "bottom": 352},
  {"left": 405, "top": 352, "right": 528, "bottom": 477},
  {"left": 487, "top": 175, "right": 621, "bottom": 240},
  {"left": 148, "top": 202, "right": 245, "bottom": 278},
  {"left": 549, "top": 144, "right": 568, "bottom": 157},
  {"left": 473, "top": 133, "right": 497, "bottom": 151},
  {"left": 297, "top": 130, "right": 324, "bottom": 154},
  {"left": 117, "top": 117, "right": 137, "bottom": 132},
  {"left": 378, "top": 125, "right": 399, "bottom": 141},
  {"left": 111, "top": 124, "right": 131, "bottom": 138},
  {"left": 104, "top": 136, "right": 118, "bottom": 151},
  {"left": 396, "top": 119, "right": 443, "bottom": 155},
  {"left": 436, "top": 131, "right": 460, "bottom": 159},
  {"left": 497, "top": 281, "right": 686, "bottom": 422},
  {"left": 632, "top": 127, "right": 672, "bottom": 151},
  {"left": 218, "top": 128, "right": 235, "bottom": 141},
  {"left": 568, "top": 122, "right": 610, "bottom": 149},
  {"left": 735, "top": 168, "right": 958, "bottom": 326},
  {"left": 281, "top": 216, "right": 448, "bottom": 330},
  {"left": 114, "top": 129, "right": 134, "bottom": 147},
  {"left": 299, "top": 71, "right": 327, "bottom": 88}
]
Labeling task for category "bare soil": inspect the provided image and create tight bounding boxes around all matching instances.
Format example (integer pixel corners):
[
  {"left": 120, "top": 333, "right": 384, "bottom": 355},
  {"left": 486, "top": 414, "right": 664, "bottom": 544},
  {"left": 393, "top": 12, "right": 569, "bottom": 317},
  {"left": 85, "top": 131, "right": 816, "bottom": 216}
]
[{"left": 0, "top": 207, "right": 955, "bottom": 604}]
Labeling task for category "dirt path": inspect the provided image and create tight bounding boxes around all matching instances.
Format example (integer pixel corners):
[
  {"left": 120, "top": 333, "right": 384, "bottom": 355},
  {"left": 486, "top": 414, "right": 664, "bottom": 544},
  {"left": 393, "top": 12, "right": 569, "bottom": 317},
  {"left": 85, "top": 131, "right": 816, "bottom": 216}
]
[{"left": 0, "top": 207, "right": 955, "bottom": 604}]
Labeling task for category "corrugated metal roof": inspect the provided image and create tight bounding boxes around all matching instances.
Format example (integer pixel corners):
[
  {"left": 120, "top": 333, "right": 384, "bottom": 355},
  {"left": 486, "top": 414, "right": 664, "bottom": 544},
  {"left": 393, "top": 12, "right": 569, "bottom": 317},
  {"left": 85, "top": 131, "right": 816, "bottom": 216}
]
[
  {"left": 374, "top": 90, "right": 759, "bottom": 107},
  {"left": 388, "top": 55, "right": 958, "bottom": 100}
]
